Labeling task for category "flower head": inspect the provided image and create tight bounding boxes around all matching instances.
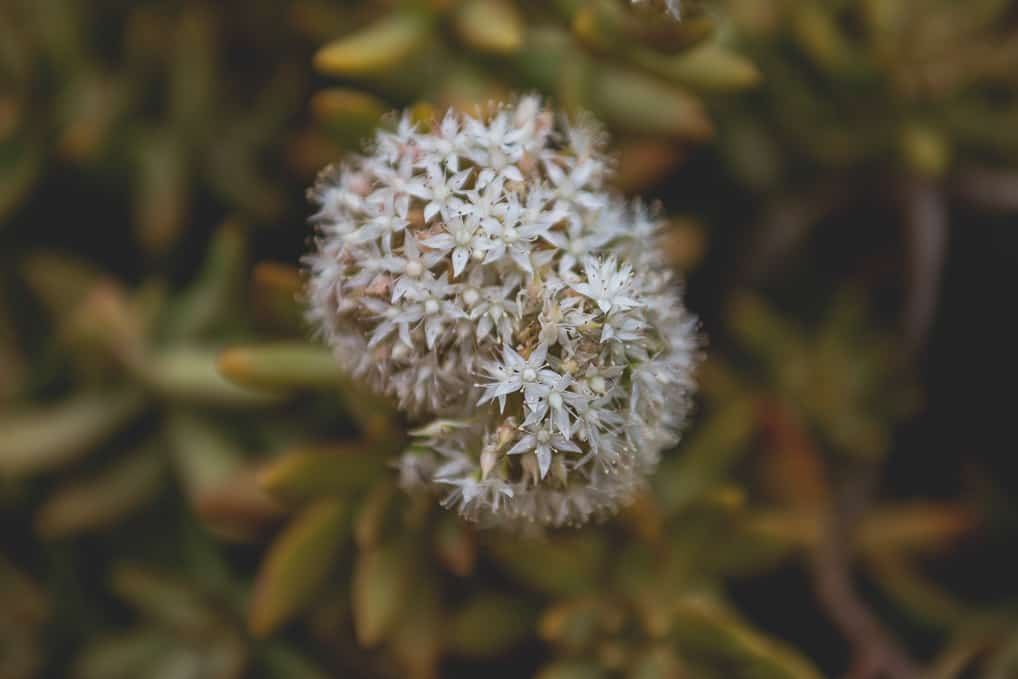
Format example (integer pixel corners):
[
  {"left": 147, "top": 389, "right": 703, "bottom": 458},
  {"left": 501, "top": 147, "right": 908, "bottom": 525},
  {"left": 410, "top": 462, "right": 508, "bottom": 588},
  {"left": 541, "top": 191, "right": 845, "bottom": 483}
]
[{"left": 306, "top": 97, "right": 700, "bottom": 527}]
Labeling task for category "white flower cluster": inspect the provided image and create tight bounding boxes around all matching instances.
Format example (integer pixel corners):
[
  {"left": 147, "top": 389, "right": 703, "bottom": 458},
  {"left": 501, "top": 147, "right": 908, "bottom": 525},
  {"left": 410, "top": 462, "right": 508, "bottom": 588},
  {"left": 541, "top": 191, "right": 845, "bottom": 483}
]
[{"left": 305, "top": 97, "right": 700, "bottom": 527}]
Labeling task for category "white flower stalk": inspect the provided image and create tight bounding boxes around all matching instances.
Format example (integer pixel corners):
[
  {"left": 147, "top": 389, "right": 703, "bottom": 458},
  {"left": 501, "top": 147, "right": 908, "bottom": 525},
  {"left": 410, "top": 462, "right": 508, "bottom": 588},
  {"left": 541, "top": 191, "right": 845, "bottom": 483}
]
[{"left": 306, "top": 97, "right": 700, "bottom": 527}]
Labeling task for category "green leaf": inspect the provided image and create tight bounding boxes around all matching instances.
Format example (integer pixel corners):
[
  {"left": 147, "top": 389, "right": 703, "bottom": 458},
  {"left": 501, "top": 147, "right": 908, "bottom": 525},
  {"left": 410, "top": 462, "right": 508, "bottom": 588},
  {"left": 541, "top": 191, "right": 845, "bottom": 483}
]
[
  {"left": 111, "top": 565, "right": 219, "bottom": 633},
  {"left": 314, "top": 10, "right": 433, "bottom": 77},
  {"left": 446, "top": 593, "right": 535, "bottom": 658},
  {"left": 257, "top": 644, "right": 333, "bottom": 679},
  {"left": 257, "top": 444, "right": 385, "bottom": 504},
  {"left": 390, "top": 574, "right": 443, "bottom": 679},
  {"left": 352, "top": 538, "right": 413, "bottom": 646},
  {"left": 216, "top": 342, "right": 346, "bottom": 392},
  {"left": 166, "top": 412, "right": 244, "bottom": 498},
  {"left": 0, "top": 389, "right": 145, "bottom": 477},
  {"left": 487, "top": 533, "right": 606, "bottom": 596},
  {"left": 161, "top": 221, "right": 247, "bottom": 341},
  {"left": 132, "top": 127, "right": 189, "bottom": 254},
  {"left": 454, "top": 0, "right": 524, "bottom": 54},
  {"left": 76, "top": 631, "right": 172, "bottom": 679},
  {"left": 587, "top": 64, "right": 713, "bottom": 139},
  {"left": 634, "top": 43, "right": 762, "bottom": 93},
  {"left": 655, "top": 398, "right": 756, "bottom": 516},
  {"left": 35, "top": 447, "right": 166, "bottom": 539},
  {"left": 671, "top": 596, "right": 825, "bottom": 679},
  {"left": 140, "top": 347, "right": 284, "bottom": 407},
  {"left": 249, "top": 499, "right": 350, "bottom": 637}
]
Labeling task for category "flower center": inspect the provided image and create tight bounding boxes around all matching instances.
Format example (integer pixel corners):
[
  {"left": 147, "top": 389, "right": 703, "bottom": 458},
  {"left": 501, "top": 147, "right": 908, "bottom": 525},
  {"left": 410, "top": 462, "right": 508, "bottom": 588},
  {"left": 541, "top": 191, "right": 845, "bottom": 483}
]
[
  {"left": 463, "top": 288, "right": 480, "bottom": 307},
  {"left": 424, "top": 299, "right": 440, "bottom": 315},
  {"left": 549, "top": 392, "right": 563, "bottom": 409},
  {"left": 537, "top": 430, "right": 551, "bottom": 444},
  {"left": 589, "top": 376, "right": 607, "bottom": 393},
  {"left": 522, "top": 368, "right": 537, "bottom": 382},
  {"left": 503, "top": 227, "right": 518, "bottom": 242},
  {"left": 405, "top": 260, "right": 424, "bottom": 277}
]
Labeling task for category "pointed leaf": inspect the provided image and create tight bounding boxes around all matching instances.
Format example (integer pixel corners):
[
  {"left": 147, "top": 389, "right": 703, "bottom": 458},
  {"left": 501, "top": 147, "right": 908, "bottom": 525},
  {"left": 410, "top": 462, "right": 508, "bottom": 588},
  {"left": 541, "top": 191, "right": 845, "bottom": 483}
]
[
  {"left": 446, "top": 593, "right": 535, "bottom": 658},
  {"left": 351, "top": 539, "right": 413, "bottom": 646},
  {"left": 161, "top": 221, "right": 247, "bottom": 341},
  {"left": 634, "top": 43, "right": 761, "bottom": 92},
  {"left": 76, "top": 631, "right": 172, "bottom": 679},
  {"left": 314, "top": 11, "right": 433, "bottom": 76},
  {"left": 249, "top": 499, "right": 350, "bottom": 637},
  {"left": 217, "top": 342, "right": 346, "bottom": 391},
  {"left": 111, "top": 565, "right": 219, "bottom": 632},
  {"left": 671, "top": 596, "right": 825, "bottom": 679},
  {"left": 141, "top": 347, "right": 283, "bottom": 407},
  {"left": 35, "top": 447, "right": 166, "bottom": 539},
  {"left": 391, "top": 574, "right": 443, "bottom": 679},
  {"left": 454, "top": 0, "right": 524, "bottom": 54},
  {"left": 0, "top": 389, "right": 145, "bottom": 477},
  {"left": 588, "top": 64, "right": 713, "bottom": 139},
  {"left": 258, "top": 444, "right": 385, "bottom": 504},
  {"left": 353, "top": 481, "right": 398, "bottom": 549}
]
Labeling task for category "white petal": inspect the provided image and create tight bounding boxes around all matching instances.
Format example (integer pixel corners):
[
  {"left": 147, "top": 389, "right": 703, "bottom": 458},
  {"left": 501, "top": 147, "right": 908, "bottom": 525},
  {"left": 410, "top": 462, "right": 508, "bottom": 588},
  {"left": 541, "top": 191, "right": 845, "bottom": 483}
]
[
  {"left": 511, "top": 249, "right": 533, "bottom": 274},
  {"left": 536, "top": 446, "right": 552, "bottom": 479},
  {"left": 508, "top": 435, "right": 536, "bottom": 456},
  {"left": 476, "top": 314, "right": 494, "bottom": 340},
  {"left": 554, "top": 407, "right": 571, "bottom": 438},
  {"left": 425, "top": 317, "right": 443, "bottom": 349},
  {"left": 452, "top": 247, "right": 469, "bottom": 277},
  {"left": 398, "top": 323, "right": 414, "bottom": 349},
  {"left": 502, "top": 165, "right": 524, "bottom": 182},
  {"left": 424, "top": 201, "right": 441, "bottom": 223}
]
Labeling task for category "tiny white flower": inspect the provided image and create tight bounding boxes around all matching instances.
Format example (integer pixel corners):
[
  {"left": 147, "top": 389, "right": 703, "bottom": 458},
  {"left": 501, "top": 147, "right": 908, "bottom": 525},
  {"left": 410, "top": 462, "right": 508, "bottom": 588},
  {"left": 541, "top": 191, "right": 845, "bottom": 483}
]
[
  {"left": 571, "top": 256, "right": 642, "bottom": 315},
  {"left": 422, "top": 214, "right": 489, "bottom": 277},
  {"left": 478, "top": 343, "right": 555, "bottom": 411},
  {"left": 507, "top": 425, "right": 581, "bottom": 480},
  {"left": 407, "top": 163, "right": 472, "bottom": 223}
]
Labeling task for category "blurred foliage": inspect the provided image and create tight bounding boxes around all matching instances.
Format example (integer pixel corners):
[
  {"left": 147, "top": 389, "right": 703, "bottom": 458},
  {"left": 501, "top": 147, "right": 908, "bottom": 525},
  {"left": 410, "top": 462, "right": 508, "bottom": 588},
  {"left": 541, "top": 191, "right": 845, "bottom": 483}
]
[{"left": 2, "top": 1, "right": 1017, "bottom": 678}]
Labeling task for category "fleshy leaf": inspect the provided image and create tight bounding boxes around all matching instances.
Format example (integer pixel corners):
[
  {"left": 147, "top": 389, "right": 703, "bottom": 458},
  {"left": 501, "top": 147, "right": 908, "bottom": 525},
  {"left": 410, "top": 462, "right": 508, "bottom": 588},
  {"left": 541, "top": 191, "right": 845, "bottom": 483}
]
[{"left": 249, "top": 499, "right": 350, "bottom": 637}]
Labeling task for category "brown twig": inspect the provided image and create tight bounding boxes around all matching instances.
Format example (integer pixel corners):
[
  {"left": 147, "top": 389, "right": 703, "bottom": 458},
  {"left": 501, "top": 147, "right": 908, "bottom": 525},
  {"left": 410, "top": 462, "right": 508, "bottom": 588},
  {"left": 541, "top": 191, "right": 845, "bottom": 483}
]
[
  {"left": 808, "top": 467, "right": 923, "bottom": 679},
  {"left": 954, "top": 165, "right": 1018, "bottom": 212},
  {"left": 762, "top": 403, "right": 923, "bottom": 679},
  {"left": 902, "top": 176, "right": 948, "bottom": 356}
]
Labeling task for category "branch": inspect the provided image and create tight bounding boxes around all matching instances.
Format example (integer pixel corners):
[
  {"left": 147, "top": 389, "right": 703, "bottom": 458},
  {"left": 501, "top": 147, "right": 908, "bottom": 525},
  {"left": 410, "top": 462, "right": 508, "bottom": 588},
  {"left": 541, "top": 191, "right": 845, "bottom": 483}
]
[{"left": 808, "top": 468, "right": 923, "bottom": 679}]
